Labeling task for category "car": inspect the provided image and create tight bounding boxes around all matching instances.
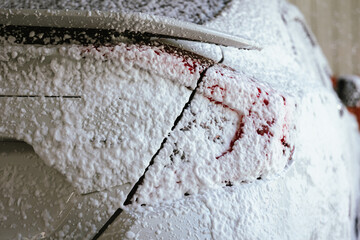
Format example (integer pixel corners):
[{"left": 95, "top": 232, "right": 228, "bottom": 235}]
[{"left": 1, "top": 0, "right": 360, "bottom": 239}]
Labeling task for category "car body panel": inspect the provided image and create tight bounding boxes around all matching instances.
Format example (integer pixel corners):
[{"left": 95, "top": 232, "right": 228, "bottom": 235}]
[{"left": 0, "top": 0, "right": 360, "bottom": 239}]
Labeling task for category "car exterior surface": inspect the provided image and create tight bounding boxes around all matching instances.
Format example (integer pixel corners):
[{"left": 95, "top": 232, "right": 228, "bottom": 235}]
[{"left": 1, "top": 0, "right": 360, "bottom": 239}]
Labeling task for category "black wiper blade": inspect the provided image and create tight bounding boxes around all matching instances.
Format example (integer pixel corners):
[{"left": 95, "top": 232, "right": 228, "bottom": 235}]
[{"left": 0, "top": 9, "right": 262, "bottom": 50}]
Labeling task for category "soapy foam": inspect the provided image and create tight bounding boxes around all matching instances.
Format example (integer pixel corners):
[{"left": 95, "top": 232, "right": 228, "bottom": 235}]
[{"left": 1, "top": 0, "right": 360, "bottom": 239}]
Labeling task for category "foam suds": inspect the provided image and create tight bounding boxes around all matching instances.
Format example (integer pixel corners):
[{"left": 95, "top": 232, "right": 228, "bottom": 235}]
[{"left": 1, "top": 0, "right": 360, "bottom": 239}]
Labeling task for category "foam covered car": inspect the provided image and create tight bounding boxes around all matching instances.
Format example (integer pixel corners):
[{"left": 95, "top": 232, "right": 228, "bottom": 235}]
[{"left": 1, "top": 0, "right": 360, "bottom": 239}]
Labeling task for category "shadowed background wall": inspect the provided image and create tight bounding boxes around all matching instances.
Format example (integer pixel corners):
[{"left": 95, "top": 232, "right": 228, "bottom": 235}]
[{"left": 289, "top": 0, "right": 360, "bottom": 76}]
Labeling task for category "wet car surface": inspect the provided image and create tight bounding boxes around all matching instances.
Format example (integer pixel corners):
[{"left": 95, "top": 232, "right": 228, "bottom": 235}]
[{"left": 1, "top": 0, "right": 360, "bottom": 239}]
